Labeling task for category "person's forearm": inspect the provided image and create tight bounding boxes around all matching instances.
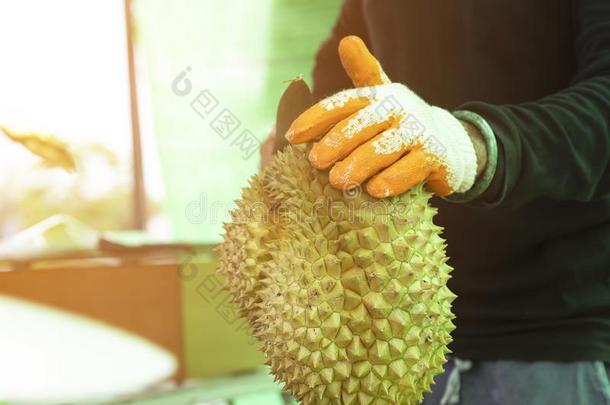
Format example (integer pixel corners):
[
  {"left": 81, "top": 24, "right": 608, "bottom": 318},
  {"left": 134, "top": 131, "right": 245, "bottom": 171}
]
[
  {"left": 462, "top": 76, "right": 610, "bottom": 206},
  {"left": 456, "top": 0, "right": 610, "bottom": 207},
  {"left": 460, "top": 119, "right": 487, "bottom": 178}
]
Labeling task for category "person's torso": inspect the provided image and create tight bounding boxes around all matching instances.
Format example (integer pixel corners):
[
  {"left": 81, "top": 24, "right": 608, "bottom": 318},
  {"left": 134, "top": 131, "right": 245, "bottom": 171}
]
[{"left": 360, "top": 0, "right": 610, "bottom": 359}]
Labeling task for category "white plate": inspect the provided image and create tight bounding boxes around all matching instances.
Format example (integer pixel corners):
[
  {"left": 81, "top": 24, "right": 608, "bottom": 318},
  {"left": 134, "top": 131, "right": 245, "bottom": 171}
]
[{"left": 0, "top": 294, "right": 177, "bottom": 404}]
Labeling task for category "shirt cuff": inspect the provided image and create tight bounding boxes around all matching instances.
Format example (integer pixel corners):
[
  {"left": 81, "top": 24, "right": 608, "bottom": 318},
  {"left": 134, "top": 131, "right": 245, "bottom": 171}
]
[{"left": 443, "top": 110, "right": 498, "bottom": 203}]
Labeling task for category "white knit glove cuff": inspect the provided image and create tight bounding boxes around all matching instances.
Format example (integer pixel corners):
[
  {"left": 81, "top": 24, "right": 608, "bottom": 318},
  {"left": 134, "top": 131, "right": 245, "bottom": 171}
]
[{"left": 428, "top": 106, "right": 477, "bottom": 193}]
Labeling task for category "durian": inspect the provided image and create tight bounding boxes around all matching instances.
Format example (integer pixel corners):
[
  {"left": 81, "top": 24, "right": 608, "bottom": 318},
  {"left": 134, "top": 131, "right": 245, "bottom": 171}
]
[{"left": 217, "top": 145, "right": 456, "bottom": 405}]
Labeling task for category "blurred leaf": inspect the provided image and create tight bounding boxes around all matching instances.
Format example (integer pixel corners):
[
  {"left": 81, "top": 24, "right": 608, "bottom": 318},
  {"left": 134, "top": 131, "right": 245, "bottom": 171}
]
[{"left": 1, "top": 126, "right": 77, "bottom": 172}]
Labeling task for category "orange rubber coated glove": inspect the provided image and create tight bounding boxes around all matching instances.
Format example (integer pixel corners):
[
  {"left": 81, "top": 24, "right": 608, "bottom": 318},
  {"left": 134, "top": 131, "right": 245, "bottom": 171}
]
[{"left": 284, "top": 36, "right": 477, "bottom": 198}]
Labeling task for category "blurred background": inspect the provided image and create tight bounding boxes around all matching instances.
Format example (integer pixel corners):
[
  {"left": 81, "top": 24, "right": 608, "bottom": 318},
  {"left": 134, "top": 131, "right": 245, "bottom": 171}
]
[{"left": 0, "top": 0, "right": 342, "bottom": 403}]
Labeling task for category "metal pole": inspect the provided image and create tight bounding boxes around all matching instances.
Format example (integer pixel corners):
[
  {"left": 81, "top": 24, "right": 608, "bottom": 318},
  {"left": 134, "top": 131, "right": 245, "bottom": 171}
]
[{"left": 124, "top": 0, "right": 146, "bottom": 230}]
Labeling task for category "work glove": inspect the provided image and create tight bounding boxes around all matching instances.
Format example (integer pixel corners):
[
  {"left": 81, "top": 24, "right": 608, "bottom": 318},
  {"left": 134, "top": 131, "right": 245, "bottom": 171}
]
[{"left": 285, "top": 36, "right": 477, "bottom": 198}]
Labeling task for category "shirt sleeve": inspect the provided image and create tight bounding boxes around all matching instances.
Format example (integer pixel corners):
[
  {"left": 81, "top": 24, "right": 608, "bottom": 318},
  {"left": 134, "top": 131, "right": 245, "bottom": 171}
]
[
  {"left": 312, "top": 0, "right": 369, "bottom": 100},
  {"left": 458, "top": 0, "right": 610, "bottom": 208}
]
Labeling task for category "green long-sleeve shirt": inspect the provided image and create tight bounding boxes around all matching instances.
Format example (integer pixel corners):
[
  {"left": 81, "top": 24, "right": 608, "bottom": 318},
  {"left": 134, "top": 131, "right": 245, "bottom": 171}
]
[{"left": 312, "top": 0, "right": 610, "bottom": 361}]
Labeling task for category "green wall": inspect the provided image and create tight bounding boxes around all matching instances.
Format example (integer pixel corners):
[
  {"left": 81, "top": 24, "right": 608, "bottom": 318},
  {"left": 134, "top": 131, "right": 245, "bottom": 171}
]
[{"left": 135, "top": 0, "right": 341, "bottom": 244}]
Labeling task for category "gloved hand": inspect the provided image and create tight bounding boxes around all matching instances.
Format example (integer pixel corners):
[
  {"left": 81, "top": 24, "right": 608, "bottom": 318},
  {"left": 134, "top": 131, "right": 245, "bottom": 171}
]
[{"left": 285, "top": 36, "right": 478, "bottom": 197}]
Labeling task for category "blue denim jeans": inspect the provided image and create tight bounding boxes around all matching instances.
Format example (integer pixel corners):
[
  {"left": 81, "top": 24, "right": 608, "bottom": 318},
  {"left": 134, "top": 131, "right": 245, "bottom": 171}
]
[{"left": 421, "top": 358, "right": 610, "bottom": 405}]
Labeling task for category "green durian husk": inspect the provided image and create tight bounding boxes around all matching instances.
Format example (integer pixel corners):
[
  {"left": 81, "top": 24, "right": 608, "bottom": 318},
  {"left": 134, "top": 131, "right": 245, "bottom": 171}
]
[{"left": 217, "top": 145, "right": 456, "bottom": 405}]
